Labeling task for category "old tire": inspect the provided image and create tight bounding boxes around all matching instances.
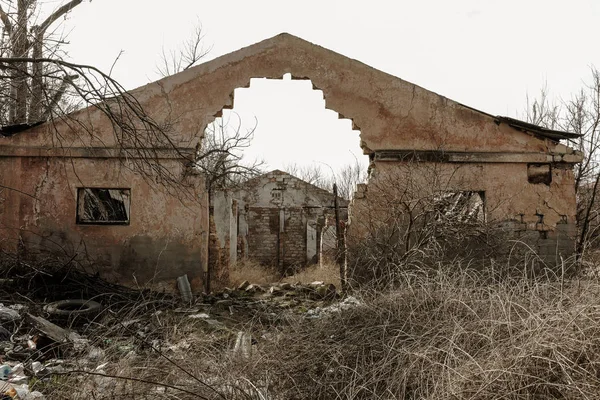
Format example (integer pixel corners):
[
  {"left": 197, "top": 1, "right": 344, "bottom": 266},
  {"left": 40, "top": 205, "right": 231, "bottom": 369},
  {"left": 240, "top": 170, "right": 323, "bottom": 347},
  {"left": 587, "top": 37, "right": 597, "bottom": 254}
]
[{"left": 44, "top": 299, "right": 102, "bottom": 318}]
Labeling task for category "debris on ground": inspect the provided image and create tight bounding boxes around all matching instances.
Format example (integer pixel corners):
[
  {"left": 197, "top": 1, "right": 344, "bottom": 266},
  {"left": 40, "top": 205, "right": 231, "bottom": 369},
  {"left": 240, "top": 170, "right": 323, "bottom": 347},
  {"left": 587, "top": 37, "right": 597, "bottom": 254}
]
[{"left": 0, "top": 259, "right": 352, "bottom": 398}]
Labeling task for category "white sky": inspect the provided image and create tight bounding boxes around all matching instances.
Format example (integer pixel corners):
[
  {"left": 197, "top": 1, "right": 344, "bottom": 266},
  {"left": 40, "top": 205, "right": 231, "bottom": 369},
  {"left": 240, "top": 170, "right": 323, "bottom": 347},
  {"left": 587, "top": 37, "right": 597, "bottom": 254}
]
[{"left": 52, "top": 0, "right": 600, "bottom": 174}]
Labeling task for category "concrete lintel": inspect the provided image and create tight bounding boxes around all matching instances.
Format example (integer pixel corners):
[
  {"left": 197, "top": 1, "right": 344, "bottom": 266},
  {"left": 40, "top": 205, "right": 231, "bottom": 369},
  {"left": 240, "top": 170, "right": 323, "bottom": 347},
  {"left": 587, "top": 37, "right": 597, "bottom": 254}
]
[
  {"left": 374, "top": 150, "right": 575, "bottom": 164},
  {"left": 0, "top": 146, "right": 196, "bottom": 160}
]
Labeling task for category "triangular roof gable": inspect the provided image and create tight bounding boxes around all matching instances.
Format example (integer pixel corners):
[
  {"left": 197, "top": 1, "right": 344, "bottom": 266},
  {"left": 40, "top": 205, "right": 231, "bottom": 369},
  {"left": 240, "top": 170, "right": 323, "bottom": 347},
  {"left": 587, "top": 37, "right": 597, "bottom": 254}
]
[
  {"left": 130, "top": 32, "right": 568, "bottom": 156},
  {"left": 238, "top": 169, "right": 349, "bottom": 204},
  {"left": 3, "top": 33, "right": 573, "bottom": 156}
]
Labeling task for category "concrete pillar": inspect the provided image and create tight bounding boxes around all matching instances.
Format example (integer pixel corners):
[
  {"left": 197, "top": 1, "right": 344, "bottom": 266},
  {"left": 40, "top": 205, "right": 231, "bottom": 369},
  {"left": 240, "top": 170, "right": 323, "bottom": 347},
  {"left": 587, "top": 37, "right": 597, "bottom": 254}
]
[{"left": 306, "top": 220, "right": 317, "bottom": 264}]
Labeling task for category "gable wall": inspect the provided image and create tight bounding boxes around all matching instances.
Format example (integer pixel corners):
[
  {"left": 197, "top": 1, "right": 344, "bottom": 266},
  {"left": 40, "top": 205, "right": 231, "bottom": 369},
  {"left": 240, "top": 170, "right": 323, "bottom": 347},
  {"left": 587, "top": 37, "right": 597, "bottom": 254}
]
[
  {"left": 128, "top": 34, "right": 565, "bottom": 157},
  {"left": 0, "top": 34, "right": 581, "bottom": 288}
]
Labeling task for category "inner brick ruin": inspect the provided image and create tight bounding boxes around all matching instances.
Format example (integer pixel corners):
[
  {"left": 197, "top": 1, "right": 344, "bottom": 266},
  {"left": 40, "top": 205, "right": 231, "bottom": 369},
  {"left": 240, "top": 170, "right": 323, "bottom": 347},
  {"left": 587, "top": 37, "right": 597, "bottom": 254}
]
[{"left": 208, "top": 76, "right": 360, "bottom": 279}]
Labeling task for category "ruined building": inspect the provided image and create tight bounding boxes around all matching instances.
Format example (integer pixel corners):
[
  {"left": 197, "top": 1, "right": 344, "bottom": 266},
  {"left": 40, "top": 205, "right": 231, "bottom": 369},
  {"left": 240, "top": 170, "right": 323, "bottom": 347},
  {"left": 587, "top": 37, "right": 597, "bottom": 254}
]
[
  {"left": 213, "top": 170, "right": 348, "bottom": 277},
  {"left": 0, "top": 33, "right": 582, "bottom": 288}
]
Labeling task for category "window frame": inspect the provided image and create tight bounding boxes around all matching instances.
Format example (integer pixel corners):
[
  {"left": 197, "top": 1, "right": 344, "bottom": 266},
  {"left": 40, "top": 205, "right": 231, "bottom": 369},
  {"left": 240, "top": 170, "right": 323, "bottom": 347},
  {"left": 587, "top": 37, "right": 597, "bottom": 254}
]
[{"left": 76, "top": 187, "right": 132, "bottom": 226}]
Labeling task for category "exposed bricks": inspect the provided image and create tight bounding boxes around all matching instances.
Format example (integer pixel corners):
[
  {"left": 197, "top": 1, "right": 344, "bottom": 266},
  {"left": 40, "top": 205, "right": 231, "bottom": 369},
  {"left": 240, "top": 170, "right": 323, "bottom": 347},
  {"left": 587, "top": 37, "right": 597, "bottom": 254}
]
[{"left": 230, "top": 170, "right": 349, "bottom": 276}]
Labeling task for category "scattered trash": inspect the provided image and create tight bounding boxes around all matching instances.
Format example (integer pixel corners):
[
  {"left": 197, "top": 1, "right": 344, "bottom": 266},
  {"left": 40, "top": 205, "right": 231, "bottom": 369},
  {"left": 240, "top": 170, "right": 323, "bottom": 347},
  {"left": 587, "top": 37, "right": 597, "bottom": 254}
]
[
  {"left": 30, "top": 362, "right": 44, "bottom": 375},
  {"left": 177, "top": 275, "right": 193, "bottom": 303},
  {"left": 0, "top": 305, "right": 19, "bottom": 322},
  {"left": 305, "top": 296, "right": 361, "bottom": 319},
  {"left": 6, "top": 363, "right": 27, "bottom": 384},
  {"left": 6, "top": 384, "right": 45, "bottom": 399},
  {"left": 188, "top": 313, "right": 210, "bottom": 319},
  {"left": 0, "top": 261, "right": 351, "bottom": 398},
  {"left": 26, "top": 314, "right": 81, "bottom": 344},
  {"left": 44, "top": 299, "right": 102, "bottom": 320},
  {"left": 0, "top": 365, "right": 10, "bottom": 380}
]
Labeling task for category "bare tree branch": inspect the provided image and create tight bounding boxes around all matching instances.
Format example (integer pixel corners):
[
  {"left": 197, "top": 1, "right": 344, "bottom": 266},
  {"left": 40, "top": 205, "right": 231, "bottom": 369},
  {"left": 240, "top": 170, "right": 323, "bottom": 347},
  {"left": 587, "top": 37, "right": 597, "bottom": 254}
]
[
  {"left": 156, "top": 19, "right": 212, "bottom": 77},
  {"left": 37, "top": 0, "right": 82, "bottom": 33},
  {"left": 0, "top": 5, "right": 13, "bottom": 36}
]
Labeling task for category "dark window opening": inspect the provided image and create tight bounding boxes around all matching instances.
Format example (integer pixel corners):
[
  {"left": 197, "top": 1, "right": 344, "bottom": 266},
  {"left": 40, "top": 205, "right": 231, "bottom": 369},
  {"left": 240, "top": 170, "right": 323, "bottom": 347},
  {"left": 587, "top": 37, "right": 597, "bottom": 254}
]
[
  {"left": 528, "top": 163, "right": 552, "bottom": 185},
  {"left": 76, "top": 188, "right": 131, "bottom": 225},
  {"left": 433, "top": 191, "right": 485, "bottom": 223}
]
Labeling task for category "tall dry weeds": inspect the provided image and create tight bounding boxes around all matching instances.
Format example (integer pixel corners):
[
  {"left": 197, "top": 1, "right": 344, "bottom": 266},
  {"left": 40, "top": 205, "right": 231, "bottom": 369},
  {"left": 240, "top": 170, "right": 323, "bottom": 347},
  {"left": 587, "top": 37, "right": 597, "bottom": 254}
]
[
  {"left": 234, "top": 267, "right": 600, "bottom": 399},
  {"left": 36, "top": 264, "right": 600, "bottom": 399}
]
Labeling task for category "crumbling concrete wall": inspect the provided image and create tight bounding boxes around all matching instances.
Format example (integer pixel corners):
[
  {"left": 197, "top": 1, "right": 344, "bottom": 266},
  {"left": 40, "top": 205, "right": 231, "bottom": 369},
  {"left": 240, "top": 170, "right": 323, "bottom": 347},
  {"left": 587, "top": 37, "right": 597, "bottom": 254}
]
[
  {"left": 0, "top": 75, "right": 207, "bottom": 288},
  {"left": 348, "top": 155, "right": 579, "bottom": 274},
  {"left": 0, "top": 32, "right": 582, "bottom": 288},
  {"left": 0, "top": 154, "right": 208, "bottom": 288},
  {"left": 140, "top": 32, "right": 578, "bottom": 271}
]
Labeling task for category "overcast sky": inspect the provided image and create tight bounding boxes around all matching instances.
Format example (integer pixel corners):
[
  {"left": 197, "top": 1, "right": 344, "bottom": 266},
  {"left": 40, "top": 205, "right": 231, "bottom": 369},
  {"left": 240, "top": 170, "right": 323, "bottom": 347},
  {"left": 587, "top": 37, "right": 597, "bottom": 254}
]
[{"left": 53, "top": 0, "right": 600, "bottom": 175}]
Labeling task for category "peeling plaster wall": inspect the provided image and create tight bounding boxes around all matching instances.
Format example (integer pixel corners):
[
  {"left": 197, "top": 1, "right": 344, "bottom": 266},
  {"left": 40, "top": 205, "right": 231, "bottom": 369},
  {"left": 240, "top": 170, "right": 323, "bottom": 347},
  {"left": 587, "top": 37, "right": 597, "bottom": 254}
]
[
  {"left": 122, "top": 34, "right": 571, "bottom": 157},
  {"left": 0, "top": 155, "right": 208, "bottom": 288},
  {"left": 0, "top": 33, "right": 582, "bottom": 287},
  {"left": 348, "top": 159, "right": 578, "bottom": 270}
]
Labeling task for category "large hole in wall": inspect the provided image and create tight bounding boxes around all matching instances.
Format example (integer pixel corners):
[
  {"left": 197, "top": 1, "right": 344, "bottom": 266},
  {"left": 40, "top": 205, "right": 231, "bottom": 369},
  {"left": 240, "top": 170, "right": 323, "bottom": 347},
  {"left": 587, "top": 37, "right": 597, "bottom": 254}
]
[
  {"left": 434, "top": 191, "right": 485, "bottom": 223},
  {"left": 203, "top": 73, "right": 369, "bottom": 284},
  {"left": 203, "top": 73, "right": 369, "bottom": 200}
]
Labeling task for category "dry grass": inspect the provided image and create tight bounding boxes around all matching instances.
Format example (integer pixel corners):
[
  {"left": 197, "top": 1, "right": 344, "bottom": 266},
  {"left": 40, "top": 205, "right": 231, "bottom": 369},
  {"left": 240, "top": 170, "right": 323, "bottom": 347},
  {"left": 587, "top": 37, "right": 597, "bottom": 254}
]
[
  {"left": 31, "top": 262, "right": 600, "bottom": 399},
  {"left": 280, "top": 262, "right": 341, "bottom": 287},
  {"left": 247, "top": 267, "right": 600, "bottom": 399},
  {"left": 229, "top": 259, "right": 341, "bottom": 288},
  {"left": 228, "top": 259, "right": 279, "bottom": 286}
]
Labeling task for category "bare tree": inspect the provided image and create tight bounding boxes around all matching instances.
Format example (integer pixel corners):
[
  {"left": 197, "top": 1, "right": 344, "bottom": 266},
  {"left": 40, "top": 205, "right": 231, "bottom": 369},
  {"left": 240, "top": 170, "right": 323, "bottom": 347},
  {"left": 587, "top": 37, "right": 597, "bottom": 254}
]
[
  {"left": 282, "top": 163, "right": 331, "bottom": 189},
  {"left": 198, "top": 113, "right": 263, "bottom": 193},
  {"left": 0, "top": 0, "right": 84, "bottom": 126},
  {"left": 346, "top": 161, "right": 509, "bottom": 286},
  {"left": 333, "top": 156, "right": 369, "bottom": 200},
  {"left": 0, "top": 5, "right": 220, "bottom": 199},
  {"left": 283, "top": 157, "right": 368, "bottom": 200},
  {"left": 156, "top": 20, "right": 211, "bottom": 77},
  {"left": 154, "top": 21, "right": 262, "bottom": 192},
  {"left": 525, "top": 67, "right": 600, "bottom": 256}
]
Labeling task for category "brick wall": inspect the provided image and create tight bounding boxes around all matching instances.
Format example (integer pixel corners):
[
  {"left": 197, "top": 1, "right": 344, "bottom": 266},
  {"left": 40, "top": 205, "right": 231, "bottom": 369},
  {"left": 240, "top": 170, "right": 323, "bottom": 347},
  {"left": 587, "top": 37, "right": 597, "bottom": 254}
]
[
  {"left": 234, "top": 170, "right": 349, "bottom": 276},
  {"left": 247, "top": 207, "right": 279, "bottom": 266},
  {"left": 281, "top": 208, "right": 306, "bottom": 275}
]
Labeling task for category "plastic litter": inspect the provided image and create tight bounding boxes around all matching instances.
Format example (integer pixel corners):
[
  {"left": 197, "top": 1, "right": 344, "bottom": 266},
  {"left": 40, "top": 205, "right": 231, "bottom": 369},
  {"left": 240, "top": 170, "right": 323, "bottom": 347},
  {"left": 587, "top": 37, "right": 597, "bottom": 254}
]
[
  {"left": 0, "top": 365, "right": 10, "bottom": 380},
  {"left": 0, "top": 305, "right": 19, "bottom": 322},
  {"left": 176, "top": 275, "right": 193, "bottom": 303}
]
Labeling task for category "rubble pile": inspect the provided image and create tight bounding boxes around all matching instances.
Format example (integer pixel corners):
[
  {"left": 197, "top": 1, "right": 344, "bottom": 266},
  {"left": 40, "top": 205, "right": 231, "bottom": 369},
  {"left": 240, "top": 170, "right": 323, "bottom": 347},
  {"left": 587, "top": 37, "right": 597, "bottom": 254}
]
[{"left": 0, "top": 269, "right": 358, "bottom": 398}]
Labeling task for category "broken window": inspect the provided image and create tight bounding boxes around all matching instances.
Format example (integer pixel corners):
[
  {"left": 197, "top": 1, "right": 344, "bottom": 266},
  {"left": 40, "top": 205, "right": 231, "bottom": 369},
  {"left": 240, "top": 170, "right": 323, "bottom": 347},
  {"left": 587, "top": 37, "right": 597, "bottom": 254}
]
[
  {"left": 76, "top": 188, "right": 131, "bottom": 225},
  {"left": 433, "top": 191, "right": 485, "bottom": 222}
]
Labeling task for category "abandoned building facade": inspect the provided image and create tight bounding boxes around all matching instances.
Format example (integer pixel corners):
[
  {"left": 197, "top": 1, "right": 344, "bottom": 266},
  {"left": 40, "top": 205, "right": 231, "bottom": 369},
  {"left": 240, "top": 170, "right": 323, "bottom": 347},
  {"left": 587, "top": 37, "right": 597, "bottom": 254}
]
[
  {"left": 212, "top": 170, "right": 348, "bottom": 276},
  {"left": 0, "top": 33, "right": 582, "bottom": 288}
]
